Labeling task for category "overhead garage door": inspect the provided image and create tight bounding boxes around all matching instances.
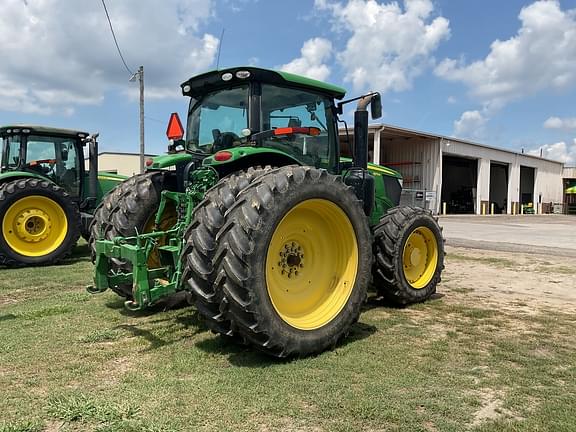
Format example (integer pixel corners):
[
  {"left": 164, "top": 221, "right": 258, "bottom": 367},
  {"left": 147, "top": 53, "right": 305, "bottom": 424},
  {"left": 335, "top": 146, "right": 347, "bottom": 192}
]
[
  {"left": 441, "top": 155, "right": 478, "bottom": 214},
  {"left": 490, "top": 162, "right": 509, "bottom": 214}
]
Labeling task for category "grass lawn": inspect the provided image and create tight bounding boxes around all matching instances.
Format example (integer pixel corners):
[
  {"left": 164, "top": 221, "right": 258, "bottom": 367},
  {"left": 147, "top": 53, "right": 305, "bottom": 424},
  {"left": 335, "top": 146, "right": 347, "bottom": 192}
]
[{"left": 1, "top": 244, "right": 575, "bottom": 431}]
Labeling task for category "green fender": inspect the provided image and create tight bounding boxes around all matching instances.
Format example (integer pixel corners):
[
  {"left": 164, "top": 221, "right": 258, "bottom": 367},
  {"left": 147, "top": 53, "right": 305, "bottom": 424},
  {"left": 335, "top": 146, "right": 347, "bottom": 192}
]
[
  {"left": 0, "top": 171, "right": 50, "bottom": 187},
  {"left": 145, "top": 147, "right": 301, "bottom": 171},
  {"left": 202, "top": 146, "right": 301, "bottom": 167}
]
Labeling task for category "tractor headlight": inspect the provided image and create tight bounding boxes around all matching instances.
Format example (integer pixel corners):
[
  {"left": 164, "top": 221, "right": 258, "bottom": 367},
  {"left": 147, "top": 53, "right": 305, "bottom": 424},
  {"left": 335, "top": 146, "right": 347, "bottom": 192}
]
[{"left": 235, "top": 70, "right": 251, "bottom": 79}]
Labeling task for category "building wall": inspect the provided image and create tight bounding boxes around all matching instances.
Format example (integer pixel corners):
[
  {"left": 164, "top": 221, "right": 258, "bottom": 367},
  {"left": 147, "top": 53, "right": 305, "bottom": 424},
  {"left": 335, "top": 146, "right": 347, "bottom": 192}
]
[
  {"left": 378, "top": 136, "right": 441, "bottom": 210},
  {"left": 85, "top": 153, "right": 155, "bottom": 177}
]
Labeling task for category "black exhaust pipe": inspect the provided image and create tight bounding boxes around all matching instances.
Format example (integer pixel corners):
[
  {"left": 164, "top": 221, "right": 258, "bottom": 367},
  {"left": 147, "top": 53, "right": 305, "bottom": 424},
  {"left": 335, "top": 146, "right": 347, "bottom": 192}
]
[
  {"left": 346, "top": 93, "right": 382, "bottom": 216},
  {"left": 352, "top": 93, "right": 381, "bottom": 169},
  {"left": 353, "top": 108, "right": 369, "bottom": 170},
  {"left": 88, "top": 133, "right": 99, "bottom": 202}
]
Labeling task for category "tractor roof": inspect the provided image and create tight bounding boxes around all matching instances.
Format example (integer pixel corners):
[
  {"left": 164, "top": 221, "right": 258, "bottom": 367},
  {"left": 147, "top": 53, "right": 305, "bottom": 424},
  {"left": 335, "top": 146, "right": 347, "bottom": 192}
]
[
  {"left": 181, "top": 67, "right": 347, "bottom": 100},
  {"left": 0, "top": 124, "right": 89, "bottom": 138}
]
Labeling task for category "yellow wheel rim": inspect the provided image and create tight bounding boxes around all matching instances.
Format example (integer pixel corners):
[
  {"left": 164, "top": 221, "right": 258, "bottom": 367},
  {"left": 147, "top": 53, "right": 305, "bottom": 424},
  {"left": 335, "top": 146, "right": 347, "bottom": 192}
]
[
  {"left": 142, "top": 204, "right": 177, "bottom": 268},
  {"left": 265, "top": 199, "right": 359, "bottom": 330},
  {"left": 2, "top": 195, "right": 68, "bottom": 257},
  {"left": 402, "top": 226, "right": 438, "bottom": 289}
]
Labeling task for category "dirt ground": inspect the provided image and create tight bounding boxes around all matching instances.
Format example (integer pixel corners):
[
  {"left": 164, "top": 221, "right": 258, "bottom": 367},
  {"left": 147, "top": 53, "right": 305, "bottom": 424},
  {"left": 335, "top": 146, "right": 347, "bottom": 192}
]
[{"left": 440, "top": 245, "right": 576, "bottom": 313}]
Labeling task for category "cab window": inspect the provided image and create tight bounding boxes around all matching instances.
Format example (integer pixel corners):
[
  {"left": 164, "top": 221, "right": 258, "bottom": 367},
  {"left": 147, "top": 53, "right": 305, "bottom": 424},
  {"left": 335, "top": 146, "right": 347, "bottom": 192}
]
[
  {"left": 261, "top": 84, "right": 336, "bottom": 169},
  {"left": 25, "top": 135, "right": 81, "bottom": 196},
  {"left": 186, "top": 85, "right": 249, "bottom": 152},
  {"left": 2, "top": 135, "right": 21, "bottom": 169}
]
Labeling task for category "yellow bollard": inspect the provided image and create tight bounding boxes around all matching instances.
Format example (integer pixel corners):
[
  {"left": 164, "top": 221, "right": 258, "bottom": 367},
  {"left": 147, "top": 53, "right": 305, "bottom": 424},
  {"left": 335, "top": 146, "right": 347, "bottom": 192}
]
[
  {"left": 442, "top": 202, "right": 447, "bottom": 215},
  {"left": 490, "top": 203, "right": 494, "bottom": 215}
]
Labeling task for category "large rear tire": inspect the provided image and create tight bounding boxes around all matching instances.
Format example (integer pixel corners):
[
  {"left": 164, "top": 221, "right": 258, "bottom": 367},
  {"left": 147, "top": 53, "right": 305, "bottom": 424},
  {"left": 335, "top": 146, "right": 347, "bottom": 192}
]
[
  {"left": 89, "top": 172, "right": 176, "bottom": 298},
  {"left": 214, "top": 166, "right": 372, "bottom": 357},
  {"left": 372, "top": 206, "right": 444, "bottom": 305},
  {"left": 0, "top": 179, "right": 80, "bottom": 267},
  {"left": 181, "top": 167, "right": 272, "bottom": 336}
]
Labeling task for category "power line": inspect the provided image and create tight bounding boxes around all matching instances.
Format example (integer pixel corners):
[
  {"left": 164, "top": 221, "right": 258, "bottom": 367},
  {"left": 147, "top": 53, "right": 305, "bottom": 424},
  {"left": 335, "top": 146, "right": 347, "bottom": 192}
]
[
  {"left": 100, "top": 0, "right": 133, "bottom": 75},
  {"left": 145, "top": 115, "right": 164, "bottom": 124}
]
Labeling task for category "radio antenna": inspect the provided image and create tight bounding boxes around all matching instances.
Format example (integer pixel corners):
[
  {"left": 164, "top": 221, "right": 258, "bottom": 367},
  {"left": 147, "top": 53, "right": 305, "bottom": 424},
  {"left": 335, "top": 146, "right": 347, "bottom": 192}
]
[{"left": 216, "top": 28, "right": 225, "bottom": 70}]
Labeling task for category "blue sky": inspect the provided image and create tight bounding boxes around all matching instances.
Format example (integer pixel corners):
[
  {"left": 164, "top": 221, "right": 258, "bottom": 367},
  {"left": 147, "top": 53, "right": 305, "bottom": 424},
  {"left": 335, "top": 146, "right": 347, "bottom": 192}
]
[{"left": 1, "top": 0, "right": 575, "bottom": 164}]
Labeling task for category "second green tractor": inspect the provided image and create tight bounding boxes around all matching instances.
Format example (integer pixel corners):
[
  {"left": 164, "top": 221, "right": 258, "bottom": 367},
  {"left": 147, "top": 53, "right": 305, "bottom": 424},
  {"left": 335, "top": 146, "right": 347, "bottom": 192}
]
[{"left": 90, "top": 67, "right": 444, "bottom": 357}]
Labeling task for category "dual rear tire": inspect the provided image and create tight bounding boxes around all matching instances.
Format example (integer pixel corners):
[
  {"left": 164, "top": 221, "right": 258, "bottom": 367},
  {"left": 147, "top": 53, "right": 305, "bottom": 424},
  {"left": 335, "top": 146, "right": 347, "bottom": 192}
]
[
  {"left": 183, "top": 166, "right": 373, "bottom": 357},
  {"left": 183, "top": 168, "right": 444, "bottom": 357}
]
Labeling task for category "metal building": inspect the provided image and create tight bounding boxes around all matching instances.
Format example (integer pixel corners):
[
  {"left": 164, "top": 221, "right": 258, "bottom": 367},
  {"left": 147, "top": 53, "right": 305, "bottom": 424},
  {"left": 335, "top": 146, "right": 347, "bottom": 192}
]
[{"left": 340, "top": 124, "right": 565, "bottom": 215}]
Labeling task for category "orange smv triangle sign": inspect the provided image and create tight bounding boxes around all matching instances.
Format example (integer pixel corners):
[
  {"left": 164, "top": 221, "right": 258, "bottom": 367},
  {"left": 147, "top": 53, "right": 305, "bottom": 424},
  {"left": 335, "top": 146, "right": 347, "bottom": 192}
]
[{"left": 166, "top": 112, "right": 184, "bottom": 140}]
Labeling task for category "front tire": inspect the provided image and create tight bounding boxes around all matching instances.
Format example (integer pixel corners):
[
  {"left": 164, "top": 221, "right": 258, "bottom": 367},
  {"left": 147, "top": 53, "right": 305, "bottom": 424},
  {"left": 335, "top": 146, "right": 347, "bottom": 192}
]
[
  {"left": 372, "top": 206, "right": 444, "bottom": 305},
  {"left": 0, "top": 179, "right": 80, "bottom": 267},
  {"left": 215, "top": 166, "right": 372, "bottom": 357}
]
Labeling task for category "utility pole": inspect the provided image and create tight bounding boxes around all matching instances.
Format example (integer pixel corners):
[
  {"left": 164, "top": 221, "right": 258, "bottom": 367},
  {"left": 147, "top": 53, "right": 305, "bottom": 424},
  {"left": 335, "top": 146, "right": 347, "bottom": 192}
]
[
  {"left": 138, "top": 66, "right": 145, "bottom": 174},
  {"left": 130, "top": 66, "right": 145, "bottom": 173}
]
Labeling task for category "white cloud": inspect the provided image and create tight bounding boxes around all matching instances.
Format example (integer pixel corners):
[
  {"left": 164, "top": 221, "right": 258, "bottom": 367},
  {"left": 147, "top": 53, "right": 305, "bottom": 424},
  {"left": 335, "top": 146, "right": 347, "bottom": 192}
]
[
  {"left": 316, "top": 0, "right": 450, "bottom": 92},
  {"left": 278, "top": 38, "right": 333, "bottom": 81},
  {"left": 0, "top": 0, "right": 218, "bottom": 115},
  {"left": 435, "top": 0, "right": 576, "bottom": 109},
  {"left": 453, "top": 110, "right": 488, "bottom": 140},
  {"left": 544, "top": 116, "right": 576, "bottom": 130},
  {"left": 528, "top": 139, "right": 576, "bottom": 164}
]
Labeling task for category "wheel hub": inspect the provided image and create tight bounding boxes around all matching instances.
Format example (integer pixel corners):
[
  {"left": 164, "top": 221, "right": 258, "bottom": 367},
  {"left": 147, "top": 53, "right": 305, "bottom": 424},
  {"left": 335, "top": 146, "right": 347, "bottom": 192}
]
[
  {"left": 409, "top": 247, "right": 421, "bottom": 266},
  {"left": 15, "top": 209, "right": 51, "bottom": 242},
  {"left": 402, "top": 227, "right": 438, "bottom": 289},
  {"left": 277, "top": 241, "right": 304, "bottom": 279}
]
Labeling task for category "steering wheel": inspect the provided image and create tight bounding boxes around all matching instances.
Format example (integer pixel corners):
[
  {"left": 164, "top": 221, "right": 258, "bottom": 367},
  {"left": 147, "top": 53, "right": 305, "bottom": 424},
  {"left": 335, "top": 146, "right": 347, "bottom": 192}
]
[{"left": 26, "top": 159, "right": 57, "bottom": 175}]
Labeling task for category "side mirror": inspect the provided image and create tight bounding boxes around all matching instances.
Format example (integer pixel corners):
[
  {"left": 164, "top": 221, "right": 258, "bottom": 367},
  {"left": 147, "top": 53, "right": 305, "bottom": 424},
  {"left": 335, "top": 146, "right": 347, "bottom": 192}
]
[
  {"left": 370, "top": 93, "right": 382, "bottom": 119},
  {"left": 61, "top": 144, "right": 69, "bottom": 162}
]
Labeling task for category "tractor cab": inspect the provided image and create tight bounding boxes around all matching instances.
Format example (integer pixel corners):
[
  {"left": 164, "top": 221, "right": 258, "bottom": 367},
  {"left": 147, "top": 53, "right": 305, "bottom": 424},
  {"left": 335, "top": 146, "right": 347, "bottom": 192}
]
[
  {"left": 0, "top": 125, "right": 89, "bottom": 199},
  {"left": 175, "top": 67, "right": 346, "bottom": 174}
]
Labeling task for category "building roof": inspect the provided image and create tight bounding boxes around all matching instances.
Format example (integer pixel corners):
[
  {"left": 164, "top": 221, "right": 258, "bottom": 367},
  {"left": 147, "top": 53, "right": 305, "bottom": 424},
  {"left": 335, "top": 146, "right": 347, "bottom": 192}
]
[{"left": 343, "top": 123, "right": 564, "bottom": 165}]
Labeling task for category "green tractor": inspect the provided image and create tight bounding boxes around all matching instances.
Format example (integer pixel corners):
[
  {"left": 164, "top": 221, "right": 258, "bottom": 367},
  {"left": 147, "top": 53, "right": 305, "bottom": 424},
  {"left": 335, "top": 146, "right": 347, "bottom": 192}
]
[
  {"left": 0, "top": 125, "right": 125, "bottom": 266},
  {"left": 89, "top": 67, "right": 444, "bottom": 357}
]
